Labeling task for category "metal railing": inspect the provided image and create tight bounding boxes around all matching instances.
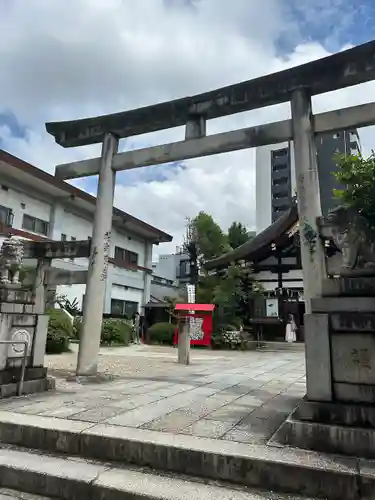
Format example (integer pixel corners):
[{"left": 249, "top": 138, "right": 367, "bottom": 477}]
[{"left": 0, "top": 340, "right": 29, "bottom": 396}]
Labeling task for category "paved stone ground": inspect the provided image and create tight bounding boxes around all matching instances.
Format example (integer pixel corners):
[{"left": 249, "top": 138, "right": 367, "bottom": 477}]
[{"left": 0, "top": 345, "right": 306, "bottom": 445}]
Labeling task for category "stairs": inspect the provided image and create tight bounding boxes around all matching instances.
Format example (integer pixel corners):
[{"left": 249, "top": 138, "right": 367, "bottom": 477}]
[
  {"left": 0, "top": 410, "right": 372, "bottom": 499},
  {"left": 0, "top": 445, "right": 319, "bottom": 500}
]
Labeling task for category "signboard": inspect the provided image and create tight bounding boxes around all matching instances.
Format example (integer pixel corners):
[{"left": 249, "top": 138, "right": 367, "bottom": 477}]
[
  {"left": 23, "top": 240, "right": 91, "bottom": 259},
  {"left": 266, "top": 298, "right": 279, "bottom": 318},
  {"left": 173, "top": 313, "right": 213, "bottom": 347}
]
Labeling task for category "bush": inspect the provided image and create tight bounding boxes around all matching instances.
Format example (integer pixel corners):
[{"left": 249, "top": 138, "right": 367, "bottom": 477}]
[
  {"left": 71, "top": 317, "right": 131, "bottom": 346},
  {"left": 101, "top": 319, "right": 132, "bottom": 346},
  {"left": 148, "top": 322, "right": 175, "bottom": 345},
  {"left": 211, "top": 328, "right": 255, "bottom": 350},
  {"left": 46, "top": 308, "right": 72, "bottom": 354},
  {"left": 73, "top": 316, "right": 82, "bottom": 339}
]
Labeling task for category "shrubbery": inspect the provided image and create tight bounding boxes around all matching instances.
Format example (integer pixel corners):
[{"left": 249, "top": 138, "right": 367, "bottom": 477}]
[
  {"left": 72, "top": 316, "right": 131, "bottom": 346},
  {"left": 46, "top": 308, "right": 72, "bottom": 354},
  {"left": 148, "top": 322, "right": 175, "bottom": 345},
  {"left": 101, "top": 319, "right": 132, "bottom": 346},
  {"left": 211, "top": 327, "right": 255, "bottom": 350}
]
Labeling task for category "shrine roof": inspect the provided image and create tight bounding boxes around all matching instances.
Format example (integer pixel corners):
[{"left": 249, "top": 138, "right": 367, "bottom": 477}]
[
  {"left": 0, "top": 149, "right": 172, "bottom": 244},
  {"left": 175, "top": 303, "right": 215, "bottom": 312},
  {"left": 205, "top": 205, "right": 298, "bottom": 270}
]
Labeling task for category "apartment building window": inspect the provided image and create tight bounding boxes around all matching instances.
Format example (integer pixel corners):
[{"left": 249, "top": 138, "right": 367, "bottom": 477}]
[
  {"left": 110, "top": 299, "right": 138, "bottom": 318},
  {"left": 272, "top": 148, "right": 288, "bottom": 158},
  {"left": 272, "top": 190, "right": 289, "bottom": 200},
  {"left": 22, "top": 214, "right": 49, "bottom": 236},
  {"left": 114, "top": 246, "right": 138, "bottom": 267},
  {"left": 272, "top": 163, "right": 287, "bottom": 172},
  {"left": 178, "top": 260, "right": 190, "bottom": 278},
  {"left": 274, "top": 205, "right": 290, "bottom": 213},
  {"left": 272, "top": 177, "right": 288, "bottom": 187},
  {"left": 0, "top": 205, "right": 13, "bottom": 226}
]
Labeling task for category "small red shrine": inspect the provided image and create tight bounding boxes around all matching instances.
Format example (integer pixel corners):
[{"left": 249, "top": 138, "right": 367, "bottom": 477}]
[{"left": 173, "top": 303, "right": 215, "bottom": 347}]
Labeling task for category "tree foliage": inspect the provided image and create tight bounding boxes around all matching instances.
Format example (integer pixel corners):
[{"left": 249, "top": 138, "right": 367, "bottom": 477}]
[
  {"left": 228, "top": 222, "right": 250, "bottom": 249},
  {"left": 213, "top": 262, "right": 263, "bottom": 328},
  {"left": 333, "top": 152, "right": 375, "bottom": 223},
  {"left": 182, "top": 211, "right": 262, "bottom": 330},
  {"left": 185, "top": 212, "right": 229, "bottom": 264}
]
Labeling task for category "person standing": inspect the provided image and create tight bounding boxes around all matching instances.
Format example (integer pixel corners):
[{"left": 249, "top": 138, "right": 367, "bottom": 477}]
[
  {"left": 132, "top": 312, "right": 140, "bottom": 344},
  {"left": 285, "top": 313, "right": 297, "bottom": 343}
]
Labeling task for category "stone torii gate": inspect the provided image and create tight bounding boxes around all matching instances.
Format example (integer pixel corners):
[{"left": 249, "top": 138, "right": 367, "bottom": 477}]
[{"left": 46, "top": 40, "right": 375, "bottom": 377}]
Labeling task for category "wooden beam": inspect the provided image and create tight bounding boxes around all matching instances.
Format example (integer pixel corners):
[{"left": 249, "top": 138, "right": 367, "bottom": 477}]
[
  {"left": 55, "top": 101, "right": 375, "bottom": 180},
  {"left": 44, "top": 269, "right": 88, "bottom": 286},
  {"left": 23, "top": 269, "right": 88, "bottom": 286},
  {"left": 46, "top": 40, "right": 375, "bottom": 147}
]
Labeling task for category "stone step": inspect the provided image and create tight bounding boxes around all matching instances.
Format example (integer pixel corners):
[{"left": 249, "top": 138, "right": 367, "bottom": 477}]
[
  {"left": 0, "top": 411, "right": 371, "bottom": 500},
  {"left": 0, "top": 378, "right": 55, "bottom": 399},
  {"left": 271, "top": 416, "right": 375, "bottom": 459},
  {"left": 0, "top": 446, "right": 318, "bottom": 500},
  {"left": 0, "top": 487, "right": 52, "bottom": 499}
]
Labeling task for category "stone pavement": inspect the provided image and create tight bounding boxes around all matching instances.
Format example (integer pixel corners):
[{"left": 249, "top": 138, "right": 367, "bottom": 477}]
[{"left": 0, "top": 346, "right": 306, "bottom": 445}]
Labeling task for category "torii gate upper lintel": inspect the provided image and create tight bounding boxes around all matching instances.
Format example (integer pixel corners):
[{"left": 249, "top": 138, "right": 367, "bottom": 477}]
[
  {"left": 46, "top": 39, "right": 375, "bottom": 377},
  {"left": 46, "top": 39, "right": 375, "bottom": 148}
]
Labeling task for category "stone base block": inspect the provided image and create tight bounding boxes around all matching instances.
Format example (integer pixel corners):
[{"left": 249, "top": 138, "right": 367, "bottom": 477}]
[
  {"left": 0, "top": 376, "right": 55, "bottom": 399},
  {"left": 0, "top": 366, "right": 47, "bottom": 386},
  {"left": 270, "top": 399, "right": 375, "bottom": 459},
  {"left": 296, "top": 397, "right": 375, "bottom": 427}
]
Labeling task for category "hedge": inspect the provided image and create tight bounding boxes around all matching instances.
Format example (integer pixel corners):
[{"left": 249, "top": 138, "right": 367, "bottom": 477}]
[
  {"left": 72, "top": 316, "right": 131, "bottom": 346},
  {"left": 148, "top": 322, "right": 175, "bottom": 345},
  {"left": 46, "top": 308, "right": 72, "bottom": 354},
  {"left": 101, "top": 319, "right": 132, "bottom": 346}
]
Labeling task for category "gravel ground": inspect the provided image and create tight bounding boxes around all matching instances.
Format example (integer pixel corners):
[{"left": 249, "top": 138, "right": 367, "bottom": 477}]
[{"left": 45, "top": 344, "right": 241, "bottom": 380}]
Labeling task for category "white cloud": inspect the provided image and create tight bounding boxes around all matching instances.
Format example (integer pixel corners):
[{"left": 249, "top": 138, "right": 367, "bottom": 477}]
[{"left": 0, "top": 0, "right": 375, "bottom": 258}]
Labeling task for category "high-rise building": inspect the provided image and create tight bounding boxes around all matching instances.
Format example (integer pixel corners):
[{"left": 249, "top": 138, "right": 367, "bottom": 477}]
[{"left": 255, "top": 130, "right": 361, "bottom": 233}]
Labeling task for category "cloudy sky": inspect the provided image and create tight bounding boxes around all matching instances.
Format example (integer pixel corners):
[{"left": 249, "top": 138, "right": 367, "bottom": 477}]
[{"left": 1, "top": 0, "right": 375, "bottom": 257}]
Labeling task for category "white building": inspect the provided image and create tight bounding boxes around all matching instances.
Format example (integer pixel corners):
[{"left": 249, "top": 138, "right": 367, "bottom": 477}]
[
  {"left": 150, "top": 245, "right": 191, "bottom": 301},
  {"left": 0, "top": 149, "right": 172, "bottom": 316}
]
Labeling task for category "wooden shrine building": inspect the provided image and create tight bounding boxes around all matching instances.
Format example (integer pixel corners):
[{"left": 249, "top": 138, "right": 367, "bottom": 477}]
[{"left": 205, "top": 205, "right": 338, "bottom": 341}]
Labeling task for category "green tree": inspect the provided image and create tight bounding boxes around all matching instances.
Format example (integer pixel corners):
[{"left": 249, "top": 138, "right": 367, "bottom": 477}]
[
  {"left": 185, "top": 212, "right": 229, "bottom": 264},
  {"left": 333, "top": 152, "right": 375, "bottom": 224},
  {"left": 228, "top": 222, "right": 251, "bottom": 249},
  {"left": 213, "top": 261, "right": 263, "bottom": 328},
  {"left": 163, "top": 295, "right": 178, "bottom": 323}
]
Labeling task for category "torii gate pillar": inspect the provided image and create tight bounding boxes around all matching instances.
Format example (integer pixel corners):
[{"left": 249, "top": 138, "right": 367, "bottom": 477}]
[{"left": 76, "top": 133, "right": 118, "bottom": 376}]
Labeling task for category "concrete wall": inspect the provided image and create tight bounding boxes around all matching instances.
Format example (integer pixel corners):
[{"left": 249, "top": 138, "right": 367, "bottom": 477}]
[{"left": 152, "top": 251, "right": 190, "bottom": 284}]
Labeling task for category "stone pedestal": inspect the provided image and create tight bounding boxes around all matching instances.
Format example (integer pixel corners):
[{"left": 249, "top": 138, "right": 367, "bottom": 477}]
[
  {"left": 271, "top": 276, "right": 375, "bottom": 458},
  {"left": 0, "top": 288, "right": 54, "bottom": 398}
]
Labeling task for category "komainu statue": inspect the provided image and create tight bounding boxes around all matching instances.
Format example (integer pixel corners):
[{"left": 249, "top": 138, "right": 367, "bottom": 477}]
[
  {"left": 0, "top": 236, "right": 24, "bottom": 284},
  {"left": 325, "top": 205, "right": 375, "bottom": 275}
]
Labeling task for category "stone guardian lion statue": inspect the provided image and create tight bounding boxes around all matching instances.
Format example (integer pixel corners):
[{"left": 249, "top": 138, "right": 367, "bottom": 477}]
[
  {"left": 326, "top": 205, "right": 375, "bottom": 275},
  {"left": 0, "top": 235, "right": 25, "bottom": 284}
]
